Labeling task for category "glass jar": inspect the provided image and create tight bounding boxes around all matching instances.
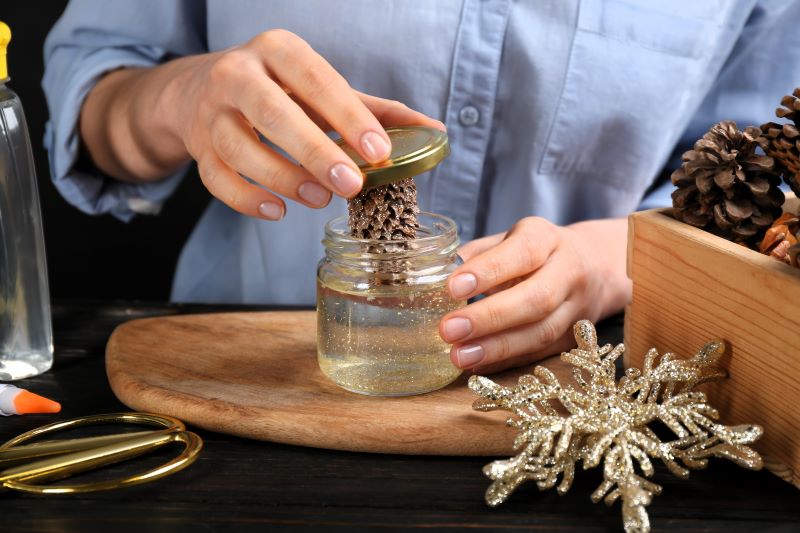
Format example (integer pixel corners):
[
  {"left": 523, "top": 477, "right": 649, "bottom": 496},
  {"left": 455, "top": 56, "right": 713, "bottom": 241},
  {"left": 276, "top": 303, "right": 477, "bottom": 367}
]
[{"left": 317, "top": 212, "right": 464, "bottom": 396}]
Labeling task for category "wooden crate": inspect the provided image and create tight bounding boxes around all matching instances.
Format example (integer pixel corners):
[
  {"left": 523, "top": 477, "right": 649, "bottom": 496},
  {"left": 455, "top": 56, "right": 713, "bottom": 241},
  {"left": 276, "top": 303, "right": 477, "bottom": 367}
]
[{"left": 625, "top": 199, "right": 800, "bottom": 489}]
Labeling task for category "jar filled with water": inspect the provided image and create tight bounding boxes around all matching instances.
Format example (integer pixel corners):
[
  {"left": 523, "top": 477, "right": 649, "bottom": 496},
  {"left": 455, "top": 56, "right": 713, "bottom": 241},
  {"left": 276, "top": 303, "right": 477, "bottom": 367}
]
[
  {"left": 317, "top": 126, "right": 462, "bottom": 395},
  {"left": 317, "top": 212, "right": 463, "bottom": 396},
  {"left": 0, "top": 22, "right": 53, "bottom": 380}
]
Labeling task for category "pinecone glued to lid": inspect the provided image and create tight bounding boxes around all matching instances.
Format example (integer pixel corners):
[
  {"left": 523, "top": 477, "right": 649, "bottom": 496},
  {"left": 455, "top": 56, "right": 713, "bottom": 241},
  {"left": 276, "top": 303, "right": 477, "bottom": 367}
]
[
  {"left": 671, "top": 120, "right": 784, "bottom": 244},
  {"left": 348, "top": 178, "right": 420, "bottom": 240},
  {"left": 761, "top": 88, "right": 800, "bottom": 197}
]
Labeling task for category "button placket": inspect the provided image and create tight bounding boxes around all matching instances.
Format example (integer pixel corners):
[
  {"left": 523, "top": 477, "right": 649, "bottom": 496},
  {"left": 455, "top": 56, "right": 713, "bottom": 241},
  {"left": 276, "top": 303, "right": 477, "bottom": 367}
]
[{"left": 430, "top": 0, "right": 512, "bottom": 241}]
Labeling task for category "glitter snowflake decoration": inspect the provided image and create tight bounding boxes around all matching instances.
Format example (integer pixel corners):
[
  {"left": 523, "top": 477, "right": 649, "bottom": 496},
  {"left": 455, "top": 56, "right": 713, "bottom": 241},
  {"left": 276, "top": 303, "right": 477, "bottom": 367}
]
[{"left": 469, "top": 320, "right": 763, "bottom": 533}]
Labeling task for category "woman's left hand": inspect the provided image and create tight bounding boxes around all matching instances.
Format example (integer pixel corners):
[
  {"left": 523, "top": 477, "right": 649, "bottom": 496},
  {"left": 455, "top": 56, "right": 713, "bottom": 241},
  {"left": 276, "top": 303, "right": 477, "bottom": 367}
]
[{"left": 438, "top": 216, "right": 631, "bottom": 374}]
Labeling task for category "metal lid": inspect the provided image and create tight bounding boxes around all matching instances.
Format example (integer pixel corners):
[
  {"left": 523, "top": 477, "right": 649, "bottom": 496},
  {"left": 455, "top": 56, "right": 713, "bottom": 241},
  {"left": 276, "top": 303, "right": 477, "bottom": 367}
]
[{"left": 336, "top": 126, "right": 449, "bottom": 188}]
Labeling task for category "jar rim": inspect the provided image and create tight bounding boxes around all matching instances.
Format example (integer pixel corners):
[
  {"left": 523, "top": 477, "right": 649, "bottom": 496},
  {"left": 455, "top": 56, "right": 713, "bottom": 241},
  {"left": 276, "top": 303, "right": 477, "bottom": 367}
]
[
  {"left": 322, "top": 211, "right": 460, "bottom": 264},
  {"left": 324, "top": 211, "right": 458, "bottom": 246}
]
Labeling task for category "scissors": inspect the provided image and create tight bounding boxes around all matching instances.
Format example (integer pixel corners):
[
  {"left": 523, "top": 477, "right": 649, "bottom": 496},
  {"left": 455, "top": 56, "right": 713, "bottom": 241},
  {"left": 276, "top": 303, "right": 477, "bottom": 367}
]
[{"left": 0, "top": 412, "right": 202, "bottom": 494}]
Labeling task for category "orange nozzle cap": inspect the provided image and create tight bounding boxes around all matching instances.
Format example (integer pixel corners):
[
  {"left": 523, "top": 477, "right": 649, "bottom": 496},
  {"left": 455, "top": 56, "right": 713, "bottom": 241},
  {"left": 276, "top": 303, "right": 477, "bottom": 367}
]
[{"left": 13, "top": 390, "right": 61, "bottom": 414}]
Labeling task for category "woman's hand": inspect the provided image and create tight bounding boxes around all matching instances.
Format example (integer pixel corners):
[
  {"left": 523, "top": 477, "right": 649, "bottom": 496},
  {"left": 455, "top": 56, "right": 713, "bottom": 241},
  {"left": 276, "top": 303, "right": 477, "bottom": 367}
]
[
  {"left": 439, "top": 217, "right": 631, "bottom": 374},
  {"left": 81, "top": 30, "right": 443, "bottom": 219}
]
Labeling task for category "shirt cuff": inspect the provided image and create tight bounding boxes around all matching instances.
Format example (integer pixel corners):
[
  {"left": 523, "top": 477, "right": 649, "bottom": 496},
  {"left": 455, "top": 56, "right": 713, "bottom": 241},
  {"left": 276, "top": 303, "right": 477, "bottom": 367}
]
[{"left": 43, "top": 47, "right": 187, "bottom": 222}]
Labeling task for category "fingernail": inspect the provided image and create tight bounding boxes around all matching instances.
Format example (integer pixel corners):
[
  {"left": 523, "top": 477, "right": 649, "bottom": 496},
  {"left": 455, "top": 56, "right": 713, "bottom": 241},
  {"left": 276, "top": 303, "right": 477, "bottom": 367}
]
[
  {"left": 443, "top": 317, "right": 472, "bottom": 342},
  {"left": 329, "top": 163, "right": 363, "bottom": 197},
  {"left": 450, "top": 273, "right": 478, "bottom": 299},
  {"left": 258, "top": 202, "right": 284, "bottom": 220},
  {"left": 361, "top": 131, "right": 391, "bottom": 162},
  {"left": 456, "top": 345, "right": 485, "bottom": 368},
  {"left": 298, "top": 181, "right": 331, "bottom": 207}
]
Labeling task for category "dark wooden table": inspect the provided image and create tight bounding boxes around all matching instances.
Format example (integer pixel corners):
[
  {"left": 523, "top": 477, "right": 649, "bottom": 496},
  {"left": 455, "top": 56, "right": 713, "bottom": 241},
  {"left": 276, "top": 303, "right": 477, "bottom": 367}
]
[{"left": 1, "top": 301, "right": 798, "bottom": 532}]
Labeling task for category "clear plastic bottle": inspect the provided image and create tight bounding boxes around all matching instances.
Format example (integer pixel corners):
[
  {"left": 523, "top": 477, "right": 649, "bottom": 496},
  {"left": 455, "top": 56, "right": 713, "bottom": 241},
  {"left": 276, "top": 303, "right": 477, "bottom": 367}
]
[{"left": 0, "top": 22, "right": 53, "bottom": 380}]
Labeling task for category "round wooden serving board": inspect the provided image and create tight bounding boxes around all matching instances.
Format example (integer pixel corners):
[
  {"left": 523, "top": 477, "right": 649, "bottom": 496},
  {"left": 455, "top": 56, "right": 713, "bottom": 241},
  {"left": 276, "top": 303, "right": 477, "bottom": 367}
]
[{"left": 106, "top": 311, "right": 572, "bottom": 456}]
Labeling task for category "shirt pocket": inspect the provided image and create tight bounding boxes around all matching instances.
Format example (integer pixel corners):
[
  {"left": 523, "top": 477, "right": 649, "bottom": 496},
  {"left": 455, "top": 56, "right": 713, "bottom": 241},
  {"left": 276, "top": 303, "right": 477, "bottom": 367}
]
[{"left": 538, "top": 0, "right": 725, "bottom": 190}]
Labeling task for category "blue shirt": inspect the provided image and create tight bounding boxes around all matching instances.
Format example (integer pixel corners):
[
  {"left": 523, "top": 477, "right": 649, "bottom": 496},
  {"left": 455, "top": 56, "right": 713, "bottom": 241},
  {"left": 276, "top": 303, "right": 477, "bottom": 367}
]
[{"left": 42, "top": 0, "right": 800, "bottom": 304}]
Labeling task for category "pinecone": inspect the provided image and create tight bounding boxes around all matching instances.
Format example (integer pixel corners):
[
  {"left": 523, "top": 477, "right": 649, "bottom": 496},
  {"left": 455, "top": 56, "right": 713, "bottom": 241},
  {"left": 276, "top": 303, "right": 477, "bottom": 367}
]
[
  {"left": 761, "top": 88, "right": 800, "bottom": 197},
  {"left": 758, "top": 212, "right": 799, "bottom": 264},
  {"left": 348, "top": 177, "right": 420, "bottom": 240},
  {"left": 671, "top": 120, "right": 784, "bottom": 244}
]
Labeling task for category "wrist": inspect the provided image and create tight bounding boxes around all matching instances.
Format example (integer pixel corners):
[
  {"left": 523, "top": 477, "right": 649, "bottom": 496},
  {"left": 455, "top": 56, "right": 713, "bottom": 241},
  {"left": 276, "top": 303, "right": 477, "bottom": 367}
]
[
  {"left": 154, "top": 55, "right": 202, "bottom": 150},
  {"left": 145, "top": 58, "right": 200, "bottom": 167},
  {"left": 83, "top": 64, "right": 193, "bottom": 183},
  {"left": 565, "top": 218, "right": 631, "bottom": 319}
]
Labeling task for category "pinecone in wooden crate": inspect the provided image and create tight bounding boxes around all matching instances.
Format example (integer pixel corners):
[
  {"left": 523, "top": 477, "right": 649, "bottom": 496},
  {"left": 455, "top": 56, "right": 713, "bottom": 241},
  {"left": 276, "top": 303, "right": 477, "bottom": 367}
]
[
  {"left": 761, "top": 88, "right": 800, "bottom": 197},
  {"left": 671, "top": 120, "right": 784, "bottom": 244},
  {"left": 348, "top": 177, "right": 420, "bottom": 240}
]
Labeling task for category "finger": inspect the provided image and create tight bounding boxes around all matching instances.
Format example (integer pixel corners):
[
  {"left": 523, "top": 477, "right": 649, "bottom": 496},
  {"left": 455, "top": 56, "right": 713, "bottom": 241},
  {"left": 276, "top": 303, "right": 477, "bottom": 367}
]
[
  {"left": 449, "top": 302, "right": 578, "bottom": 370},
  {"left": 210, "top": 112, "right": 332, "bottom": 208},
  {"left": 254, "top": 31, "right": 393, "bottom": 164},
  {"left": 232, "top": 70, "right": 365, "bottom": 199},
  {"left": 439, "top": 257, "right": 573, "bottom": 344},
  {"left": 468, "top": 352, "right": 536, "bottom": 376},
  {"left": 212, "top": 52, "right": 364, "bottom": 199},
  {"left": 482, "top": 281, "right": 518, "bottom": 298},
  {"left": 470, "top": 334, "right": 576, "bottom": 375},
  {"left": 289, "top": 93, "right": 332, "bottom": 131},
  {"left": 447, "top": 217, "right": 559, "bottom": 300},
  {"left": 356, "top": 91, "right": 446, "bottom": 131},
  {"left": 457, "top": 232, "right": 506, "bottom": 263},
  {"left": 290, "top": 91, "right": 446, "bottom": 135},
  {"left": 197, "top": 152, "right": 286, "bottom": 220}
]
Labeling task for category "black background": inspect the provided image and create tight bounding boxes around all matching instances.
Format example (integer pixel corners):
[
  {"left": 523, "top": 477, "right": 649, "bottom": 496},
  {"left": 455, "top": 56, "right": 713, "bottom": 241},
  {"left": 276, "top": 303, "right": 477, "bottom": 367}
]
[{"left": 3, "top": 2, "right": 209, "bottom": 301}]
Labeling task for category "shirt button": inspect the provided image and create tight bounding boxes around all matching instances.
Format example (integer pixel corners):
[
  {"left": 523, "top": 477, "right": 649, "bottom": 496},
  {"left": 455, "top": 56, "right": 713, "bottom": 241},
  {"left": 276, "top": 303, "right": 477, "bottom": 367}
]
[{"left": 458, "top": 105, "right": 480, "bottom": 127}]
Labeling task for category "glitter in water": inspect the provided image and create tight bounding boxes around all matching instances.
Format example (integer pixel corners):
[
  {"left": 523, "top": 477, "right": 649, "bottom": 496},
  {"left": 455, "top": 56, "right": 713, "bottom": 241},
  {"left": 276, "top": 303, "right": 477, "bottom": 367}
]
[{"left": 317, "top": 278, "right": 463, "bottom": 396}]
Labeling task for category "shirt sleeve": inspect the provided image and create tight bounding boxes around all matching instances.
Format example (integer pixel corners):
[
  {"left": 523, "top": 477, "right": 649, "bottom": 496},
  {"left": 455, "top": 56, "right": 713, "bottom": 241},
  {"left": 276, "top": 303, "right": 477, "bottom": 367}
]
[
  {"left": 638, "top": 0, "right": 800, "bottom": 211},
  {"left": 42, "top": 0, "right": 207, "bottom": 221}
]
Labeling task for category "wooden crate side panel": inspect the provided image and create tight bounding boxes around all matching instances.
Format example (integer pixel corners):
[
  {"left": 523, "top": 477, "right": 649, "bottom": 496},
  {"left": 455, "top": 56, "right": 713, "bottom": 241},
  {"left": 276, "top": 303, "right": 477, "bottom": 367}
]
[{"left": 625, "top": 210, "right": 800, "bottom": 488}]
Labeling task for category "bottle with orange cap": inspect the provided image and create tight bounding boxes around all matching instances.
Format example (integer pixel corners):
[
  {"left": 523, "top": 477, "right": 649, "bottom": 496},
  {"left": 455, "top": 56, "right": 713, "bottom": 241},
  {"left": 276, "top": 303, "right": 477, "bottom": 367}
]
[{"left": 0, "top": 20, "right": 54, "bottom": 380}]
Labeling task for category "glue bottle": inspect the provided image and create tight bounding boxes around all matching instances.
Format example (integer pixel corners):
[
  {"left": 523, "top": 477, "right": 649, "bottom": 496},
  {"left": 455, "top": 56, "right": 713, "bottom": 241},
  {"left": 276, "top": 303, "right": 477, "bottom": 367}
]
[
  {"left": 0, "top": 384, "right": 60, "bottom": 416},
  {"left": 0, "top": 21, "right": 54, "bottom": 380}
]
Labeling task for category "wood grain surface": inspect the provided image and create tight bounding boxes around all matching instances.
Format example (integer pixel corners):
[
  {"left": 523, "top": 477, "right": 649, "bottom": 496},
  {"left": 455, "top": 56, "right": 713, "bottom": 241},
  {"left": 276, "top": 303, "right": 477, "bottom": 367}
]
[
  {"left": 4, "top": 301, "right": 798, "bottom": 532},
  {"left": 106, "top": 311, "right": 575, "bottom": 456},
  {"left": 625, "top": 206, "right": 800, "bottom": 489}
]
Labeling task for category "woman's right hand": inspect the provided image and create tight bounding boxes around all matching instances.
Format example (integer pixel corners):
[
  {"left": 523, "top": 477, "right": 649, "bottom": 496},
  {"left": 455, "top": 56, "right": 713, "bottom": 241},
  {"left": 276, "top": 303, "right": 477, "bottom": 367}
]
[{"left": 84, "top": 30, "right": 443, "bottom": 220}]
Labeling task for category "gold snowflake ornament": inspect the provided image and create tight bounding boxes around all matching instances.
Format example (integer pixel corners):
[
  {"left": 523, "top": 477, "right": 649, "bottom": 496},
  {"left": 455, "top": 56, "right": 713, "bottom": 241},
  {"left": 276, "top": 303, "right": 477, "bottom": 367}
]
[{"left": 469, "top": 320, "right": 763, "bottom": 533}]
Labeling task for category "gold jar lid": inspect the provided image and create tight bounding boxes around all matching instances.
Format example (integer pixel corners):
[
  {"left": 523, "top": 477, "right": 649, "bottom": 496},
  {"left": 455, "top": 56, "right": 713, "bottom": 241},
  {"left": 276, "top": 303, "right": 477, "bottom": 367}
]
[{"left": 336, "top": 126, "right": 449, "bottom": 188}]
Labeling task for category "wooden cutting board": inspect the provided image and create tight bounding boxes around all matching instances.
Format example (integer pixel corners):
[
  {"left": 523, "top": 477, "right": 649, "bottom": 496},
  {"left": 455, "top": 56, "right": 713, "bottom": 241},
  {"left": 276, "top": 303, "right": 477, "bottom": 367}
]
[{"left": 106, "top": 311, "right": 573, "bottom": 456}]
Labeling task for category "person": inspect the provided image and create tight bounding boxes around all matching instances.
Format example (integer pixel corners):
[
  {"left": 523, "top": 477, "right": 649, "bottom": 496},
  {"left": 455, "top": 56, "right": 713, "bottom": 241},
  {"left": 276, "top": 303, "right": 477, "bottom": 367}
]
[{"left": 43, "top": 1, "right": 800, "bottom": 374}]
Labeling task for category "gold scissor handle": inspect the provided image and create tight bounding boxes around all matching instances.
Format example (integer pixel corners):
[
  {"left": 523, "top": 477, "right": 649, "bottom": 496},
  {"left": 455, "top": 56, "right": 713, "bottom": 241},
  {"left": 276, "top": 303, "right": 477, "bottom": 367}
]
[
  {"left": 0, "top": 430, "right": 170, "bottom": 466},
  {"left": 0, "top": 412, "right": 203, "bottom": 494}
]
